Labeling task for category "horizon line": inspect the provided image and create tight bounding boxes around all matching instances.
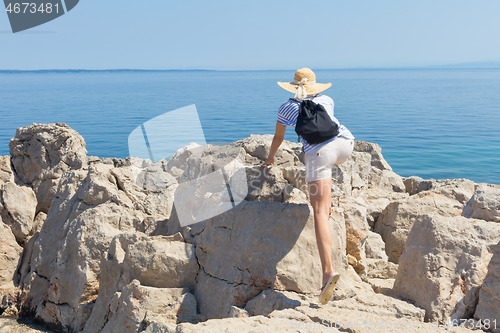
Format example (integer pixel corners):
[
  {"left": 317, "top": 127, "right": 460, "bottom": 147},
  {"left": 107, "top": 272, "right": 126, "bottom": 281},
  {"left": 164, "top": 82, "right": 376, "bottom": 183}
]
[
  {"left": 2, "top": 62, "right": 500, "bottom": 73},
  {"left": 2, "top": 67, "right": 500, "bottom": 73}
]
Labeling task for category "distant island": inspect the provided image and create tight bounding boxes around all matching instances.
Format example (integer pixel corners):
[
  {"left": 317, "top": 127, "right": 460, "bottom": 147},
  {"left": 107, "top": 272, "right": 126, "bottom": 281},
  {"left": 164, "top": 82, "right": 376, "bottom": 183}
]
[{"left": 425, "top": 60, "right": 500, "bottom": 69}]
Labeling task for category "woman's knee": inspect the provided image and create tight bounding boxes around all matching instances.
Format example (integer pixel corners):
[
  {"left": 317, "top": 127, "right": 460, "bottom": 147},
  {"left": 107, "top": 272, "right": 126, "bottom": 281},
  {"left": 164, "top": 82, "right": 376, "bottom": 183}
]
[{"left": 308, "top": 180, "right": 331, "bottom": 197}]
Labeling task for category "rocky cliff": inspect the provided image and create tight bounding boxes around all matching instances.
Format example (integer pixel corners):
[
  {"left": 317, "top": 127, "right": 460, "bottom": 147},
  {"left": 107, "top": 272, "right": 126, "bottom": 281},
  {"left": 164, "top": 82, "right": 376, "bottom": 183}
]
[{"left": 0, "top": 123, "right": 499, "bottom": 333}]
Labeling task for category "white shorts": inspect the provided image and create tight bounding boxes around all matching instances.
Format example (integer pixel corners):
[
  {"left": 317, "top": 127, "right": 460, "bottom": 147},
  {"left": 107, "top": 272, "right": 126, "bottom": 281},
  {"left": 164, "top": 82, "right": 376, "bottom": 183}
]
[{"left": 304, "top": 137, "right": 354, "bottom": 183}]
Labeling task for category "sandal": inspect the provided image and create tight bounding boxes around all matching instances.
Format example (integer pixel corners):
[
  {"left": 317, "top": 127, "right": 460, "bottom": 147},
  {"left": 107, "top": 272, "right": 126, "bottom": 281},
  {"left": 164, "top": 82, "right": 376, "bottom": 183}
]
[{"left": 318, "top": 272, "right": 340, "bottom": 304}]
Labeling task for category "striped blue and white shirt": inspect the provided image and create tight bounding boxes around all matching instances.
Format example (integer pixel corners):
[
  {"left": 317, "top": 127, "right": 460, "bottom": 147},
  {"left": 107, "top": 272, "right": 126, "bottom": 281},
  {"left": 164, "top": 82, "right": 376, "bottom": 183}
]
[{"left": 277, "top": 94, "right": 354, "bottom": 155}]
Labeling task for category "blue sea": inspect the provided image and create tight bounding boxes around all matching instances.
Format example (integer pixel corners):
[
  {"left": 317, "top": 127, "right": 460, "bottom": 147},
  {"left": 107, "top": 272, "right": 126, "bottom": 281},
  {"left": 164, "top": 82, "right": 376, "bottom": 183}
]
[{"left": 1, "top": 69, "right": 499, "bottom": 184}]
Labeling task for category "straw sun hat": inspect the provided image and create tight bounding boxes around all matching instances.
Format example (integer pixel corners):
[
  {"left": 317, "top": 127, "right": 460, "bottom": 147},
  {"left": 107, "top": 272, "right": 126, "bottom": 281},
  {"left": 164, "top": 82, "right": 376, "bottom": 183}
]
[{"left": 277, "top": 68, "right": 332, "bottom": 100}]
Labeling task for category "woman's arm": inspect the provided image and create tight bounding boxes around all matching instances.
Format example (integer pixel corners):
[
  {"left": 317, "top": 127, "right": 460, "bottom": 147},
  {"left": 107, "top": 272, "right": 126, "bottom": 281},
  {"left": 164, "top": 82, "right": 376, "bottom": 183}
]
[{"left": 261, "top": 121, "right": 286, "bottom": 167}]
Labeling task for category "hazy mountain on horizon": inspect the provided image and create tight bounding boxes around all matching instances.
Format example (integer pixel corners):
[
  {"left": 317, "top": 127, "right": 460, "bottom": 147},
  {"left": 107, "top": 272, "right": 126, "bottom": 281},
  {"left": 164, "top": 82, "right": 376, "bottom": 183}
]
[{"left": 425, "top": 60, "right": 500, "bottom": 69}]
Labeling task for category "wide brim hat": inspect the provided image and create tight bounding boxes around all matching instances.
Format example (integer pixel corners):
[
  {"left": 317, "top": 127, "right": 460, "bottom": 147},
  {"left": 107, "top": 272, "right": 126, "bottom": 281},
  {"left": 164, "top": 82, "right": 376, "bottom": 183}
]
[{"left": 277, "top": 68, "right": 331, "bottom": 96}]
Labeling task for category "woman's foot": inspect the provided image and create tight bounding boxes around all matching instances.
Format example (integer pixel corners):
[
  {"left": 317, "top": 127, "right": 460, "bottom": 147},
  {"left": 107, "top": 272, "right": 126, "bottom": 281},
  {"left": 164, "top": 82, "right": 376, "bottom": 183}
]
[
  {"left": 319, "top": 271, "right": 340, "bottom": 304},
  {"left": 322, "top": 270, "right": 335, "bottom": 289}
]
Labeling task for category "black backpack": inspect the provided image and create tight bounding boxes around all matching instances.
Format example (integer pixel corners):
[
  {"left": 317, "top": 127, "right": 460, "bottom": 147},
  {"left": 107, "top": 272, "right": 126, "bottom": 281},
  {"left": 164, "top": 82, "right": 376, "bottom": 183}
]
[{"left": 294, "top": 99, "right": 339, "bottom": 145}]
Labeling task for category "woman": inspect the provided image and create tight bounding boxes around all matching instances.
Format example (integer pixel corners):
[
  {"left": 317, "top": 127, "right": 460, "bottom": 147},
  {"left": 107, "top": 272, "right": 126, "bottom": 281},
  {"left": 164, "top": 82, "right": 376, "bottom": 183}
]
[{"left": 261, "top": 68, "right": 355, "bottom": 304}]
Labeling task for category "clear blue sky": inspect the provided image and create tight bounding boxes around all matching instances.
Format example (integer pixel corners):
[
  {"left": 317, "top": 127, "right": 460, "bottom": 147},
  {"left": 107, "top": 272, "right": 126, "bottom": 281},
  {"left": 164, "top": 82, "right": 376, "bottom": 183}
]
[{"left": 1, "top": 0, "right": 499, "bottom": 70}]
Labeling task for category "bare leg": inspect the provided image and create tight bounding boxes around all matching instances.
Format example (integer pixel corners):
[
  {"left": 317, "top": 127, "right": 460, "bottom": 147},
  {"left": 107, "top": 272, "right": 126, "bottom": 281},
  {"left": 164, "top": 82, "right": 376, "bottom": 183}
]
[{"left": 308, "top": 177, "right": 335, "bottom": 288}]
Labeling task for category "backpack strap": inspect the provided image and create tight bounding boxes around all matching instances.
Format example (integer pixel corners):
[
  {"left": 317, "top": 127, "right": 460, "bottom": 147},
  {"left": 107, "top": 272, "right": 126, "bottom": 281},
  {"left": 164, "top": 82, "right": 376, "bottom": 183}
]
[{"left": 294, "top": 99, "right": 303, "bottom": 142}]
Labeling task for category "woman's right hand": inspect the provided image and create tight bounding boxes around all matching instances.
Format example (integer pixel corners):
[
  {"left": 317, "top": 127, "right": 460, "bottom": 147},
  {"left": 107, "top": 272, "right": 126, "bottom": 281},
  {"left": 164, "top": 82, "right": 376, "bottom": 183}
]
[
  {"left": 261, "top": 122, "right": 285, "bottom": 168},
  {"left": 260, "top": 156, "right": 275, "bottom": 167}
]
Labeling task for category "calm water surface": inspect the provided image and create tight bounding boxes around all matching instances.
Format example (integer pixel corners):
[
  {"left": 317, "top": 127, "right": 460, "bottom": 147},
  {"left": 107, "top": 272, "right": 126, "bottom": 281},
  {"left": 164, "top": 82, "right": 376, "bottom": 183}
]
[{"left": 0, "top": 69, "right": 499, "bottom": 184}]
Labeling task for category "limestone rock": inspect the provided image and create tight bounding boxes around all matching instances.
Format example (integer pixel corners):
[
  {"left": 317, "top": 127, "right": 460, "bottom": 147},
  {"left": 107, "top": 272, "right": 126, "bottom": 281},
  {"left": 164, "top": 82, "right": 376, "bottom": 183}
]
[
  {"left": 244, "top": 289, "right": 301, "bottom": 316},
  {"left": 30, "top": 213, "right": 46, "bottom": 239},
  {"left": 367, "top": 278, "right": 395, "bottom": 296},
  {"left": 403, "top": 177, "right": 476, "bottom": 203},
  {"left": 0, "top": 156, "right": 15, "bottom": 183},
  {"left": 121, "top": 236, "right": 198, "bottom": 289},
  {"left": 173, "top": 295, "right": 474, "bottom": 333},
  {"left": 343, "top": 201, "right": 369, "bottom": 275},
  {"left": 0, "top": 282, "right": 20, "bottom": 317},
  {"left": 353, "top": 189, "right": 409, "bottom": 228},
  {"left": 189, "top": 200, "right": 331, "bottom": 318},
  {"left": 282, "top": 185, "right": 308, "bottom": 204},
  {"left": 341, "top": 151, "right": 369, "bottom": 198},
  {"left": 129, "top": 157, "right": 176, "bottom": 192},
  {"left": 245, "top": 166, "right": 292, "bottom": 202},
  {"left": 82, "top": 232, "right": 199, "bottom": 333},
  {"left": 9, "top": 123, "right": 88, "bottom": 213},
  {"left": 462, "top": 185, "right": 500, "bottom": 222},
  {"left": 348, "top": 151, "right": 372, "bottom": 191},
  {"left": 293, "top": 301, "right": 467, "bottom": 333},
  {"left": 475, "top": 240, "right": 500, "bottom": 332},
  {"left": 403, "top": 177, "right": 475, "bottom": 205},
  {"left": 354, "top": 141, "right": 392, "bottom": 171},
  {"left": 0, "top": 182, "right": 37, "bottom": 244},
  {"left": 330, "top": 264, "right": 369, "bottom": 301},
  {"left": 393, "top": 214, "right": 500, "bottom": 322},
  {"left": 344, "top": 142, "right": 405, "bottom": 195},
  {"left": 227, "top": 306, "right": 250, "bottom": 318},
  {"left": 3, "top": 126, "right": 495, "bottom": 332},
  {"left": 0, "top": 218, "right": 23, "bottom": 316},
  {"left": 328, "top": 291, "right": 426, "bottom": 321},
  {"left": 0, "top": 317, "right": 55, "bottom": 333},
  {"left": 16, "top": 231, "right": 39, "bottom": 296},
  {"left": 166, "top": 139, "right": 307, "bottom": 205},
  {"left": 9, "top": 123, "right": 88, "bottom": 184},
  {"left": 255, "top": 289, "right": 426, "bottom": 332},
  {"left": 369, "top": 168, "right": 406, "bottom": 193},
  {"left": 91, "top": 279, "right": 197, "bottom": 333},
  {"left": 175, "top": 315, "right": 334, "bottom": 333},
  {"left": 375, "top": 191, "right": 464, "bottom": 263},
  {"left": 233, "top": 134, "right": 304, "bottom": 167},
  {"left": 364, "top": 230, "right": 388, "bottom": 261},
  {"left": 19, "top": 157, "right": 178, "bottom": 331},
  {"left": 403, "top": 176, "right": 433, "bottom": 195},
  {"left": 113, "top": 160, "right": 176, "bottom": 218},
  {"left": 282, "top": 166, "right": 307, "bottom": 195},
  {"left": 172, "top": 199, "right": 350, "bottom": 319},
  {"left": 365, "top": 259, "right": 398, "bottom": 279},
  {"left": 430, "top": 178, "right": 476, "bottom": 204}
]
